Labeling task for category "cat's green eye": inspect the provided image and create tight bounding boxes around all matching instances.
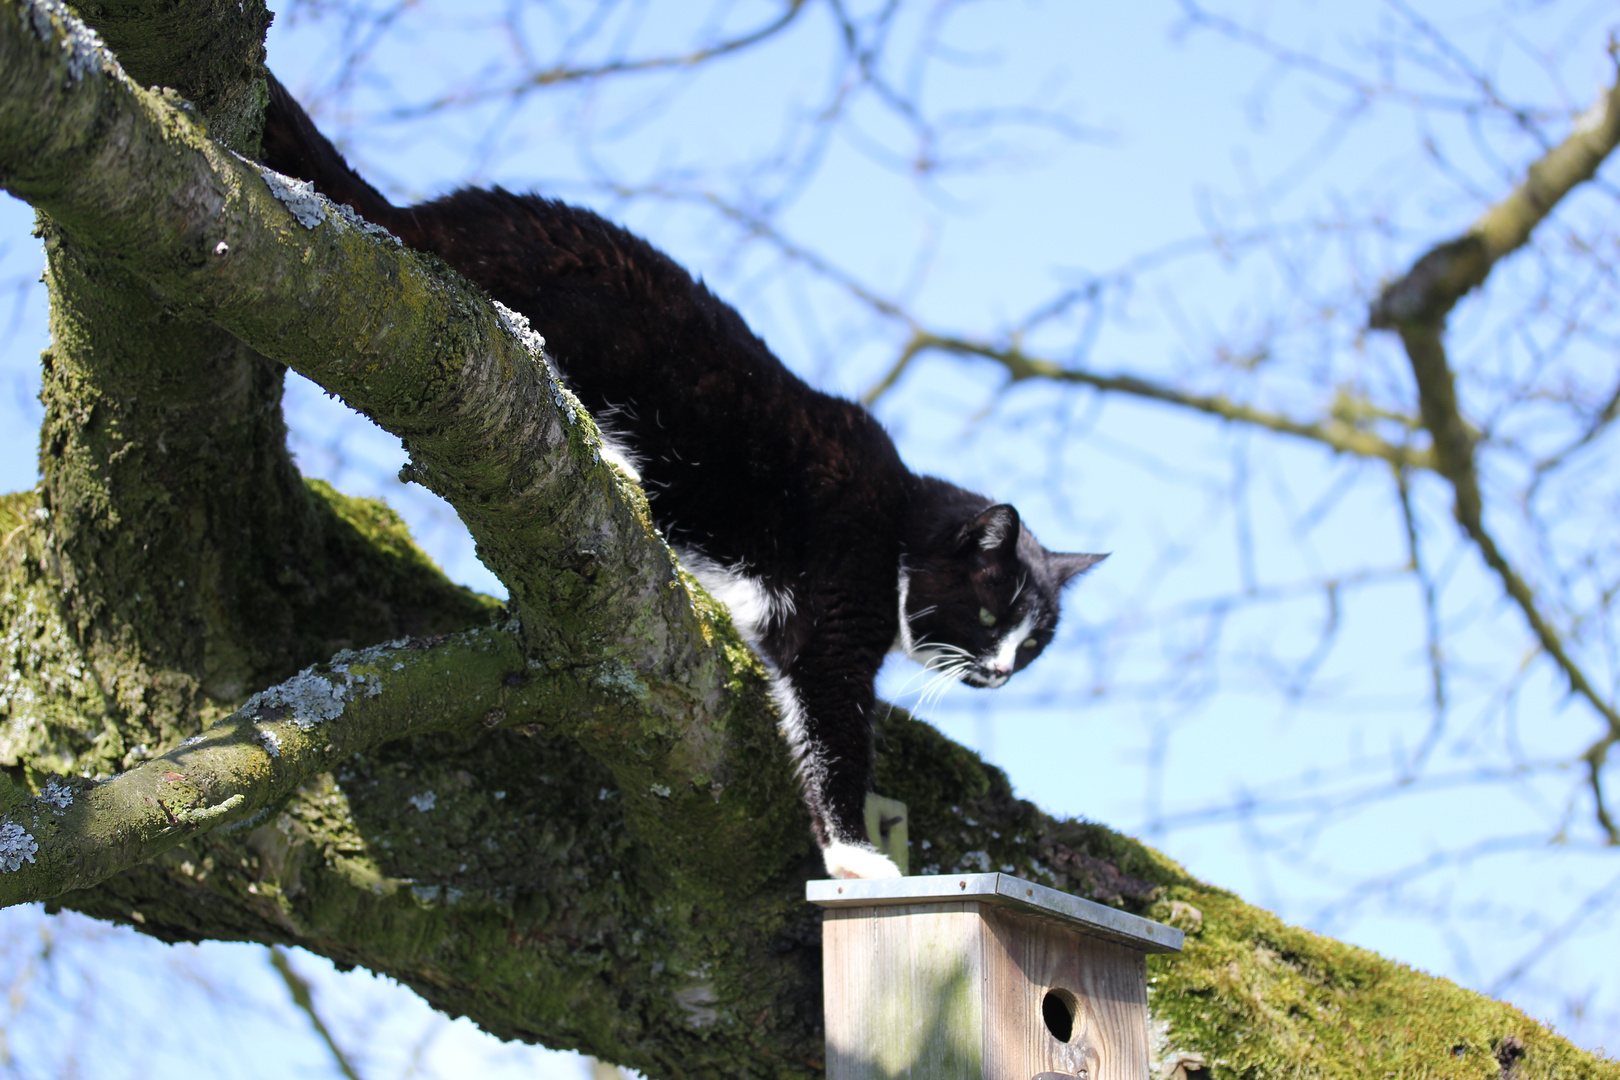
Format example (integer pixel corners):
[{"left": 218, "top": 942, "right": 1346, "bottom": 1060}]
[
  {"left": 978, "top": 607, "right": 997, "bottom": 627},
  {"left": 1021, "top": 638, "right": 1038, "bottom": 649}
]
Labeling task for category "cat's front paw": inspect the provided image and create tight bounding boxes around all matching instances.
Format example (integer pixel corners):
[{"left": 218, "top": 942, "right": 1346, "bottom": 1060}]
[{"left": 822, "top": 841, "right": 902, "bottom": 880}]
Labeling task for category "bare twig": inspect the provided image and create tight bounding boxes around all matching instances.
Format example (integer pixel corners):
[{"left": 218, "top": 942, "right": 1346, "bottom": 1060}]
[
  {"left": 391, "top": 0, "right": 812, "bottom": 116},
  {"left": 270, "top": 946, "right": 364, "bottom": 1080},
  {"left": 883, "top": 330, "right": 1436, "bottom": 470}
]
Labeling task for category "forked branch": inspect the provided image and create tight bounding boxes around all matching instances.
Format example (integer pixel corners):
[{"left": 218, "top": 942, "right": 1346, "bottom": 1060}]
[{"left": 1370, "top": 47, "right": 1620, "bottom": 842}]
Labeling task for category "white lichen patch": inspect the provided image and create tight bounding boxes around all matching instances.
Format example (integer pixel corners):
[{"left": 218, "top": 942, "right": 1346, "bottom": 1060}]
[
  {"left": 259, "top": 170, "right": 325, "bottom": 228},
  {"left": 408, "top": 883, "right": 466, "bottom": 906},
  {"left": 407, "top": 791, "right": 436, "bottom": 812},
  {"left": 244, "top": 653, "right": 387, "bottom": 732},
  {"left": 256, "top": 170, "right": 402, "bottom": 244},
  {"left": 491, "top": 302, "right": 585, "bottom": 429},
  {"left": 649, "top": 783, "right": 671, "bottom": 798},
  {"left": 38, "top": 779, "right": 72, "bottom": 813},
  {"left": 247, "top": 668, "right": 346, "bottom": 728},
  {"left": 332, "top": 202, "right": 403, "bottom": 245},
  {"left": 0, "top": 821, "right": 38, "bottom": 872},
  {"left": 551, "top": 377, "right": 584, "bottom": 429},
  {"left": 19, "top": 0, "right": 117, "bottom": 84},
  {"left": 595, "top": 660, "right": 648, "bottom": 701},
  {"left": 673, "top": 983, "right": 719, "bottom": 1029},
  {"left": 491, "top": 300, "right": 546, "bottom": 354},
  {"left": 258, "top": 729, "right": 281, "bottom": 758}
]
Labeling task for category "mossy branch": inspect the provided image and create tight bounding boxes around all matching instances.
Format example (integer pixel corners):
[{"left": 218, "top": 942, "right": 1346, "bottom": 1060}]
[
  {"left": 0, "top": 0, "right": 758, "bottom": 803},
  {"left": 0, "top": 627, "right": 540, "bottom": 907},
  {"left": 0, "top": 0, "right": 688, "bottom": 663}
]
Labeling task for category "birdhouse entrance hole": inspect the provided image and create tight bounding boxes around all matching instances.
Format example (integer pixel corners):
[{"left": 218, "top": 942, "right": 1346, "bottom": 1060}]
[{"left": 1042, "top": 988, "right": 1078, "bottom": 1043}]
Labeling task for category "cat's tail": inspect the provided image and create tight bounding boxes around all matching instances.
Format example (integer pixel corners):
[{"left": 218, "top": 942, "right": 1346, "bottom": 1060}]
[{"left": 261, "top": 71, "right": 403, "bottom": 235}]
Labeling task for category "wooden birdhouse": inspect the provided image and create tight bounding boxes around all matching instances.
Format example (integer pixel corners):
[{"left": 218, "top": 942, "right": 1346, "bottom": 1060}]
[{"left": 807, "top": 872, "right": 1183, "bottom": 1080}]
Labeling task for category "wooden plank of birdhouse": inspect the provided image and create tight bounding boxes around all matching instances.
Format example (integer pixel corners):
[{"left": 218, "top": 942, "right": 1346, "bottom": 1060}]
[
  {"left": 980, "top": 904, "right": 1150, "bottom": 1080},
  {"left": 822, "top": 902, "right": 986, "bottom": 1080}
]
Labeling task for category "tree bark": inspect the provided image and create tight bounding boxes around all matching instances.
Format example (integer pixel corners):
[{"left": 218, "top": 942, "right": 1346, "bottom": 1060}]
[{"left": 0, "top": 1, "right": 1615, "bottom": 1077}]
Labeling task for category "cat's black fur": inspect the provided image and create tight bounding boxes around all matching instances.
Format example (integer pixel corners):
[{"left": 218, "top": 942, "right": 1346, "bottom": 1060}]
[{"left": 261, "top": 73, "right": 1104, "bottom": 878}]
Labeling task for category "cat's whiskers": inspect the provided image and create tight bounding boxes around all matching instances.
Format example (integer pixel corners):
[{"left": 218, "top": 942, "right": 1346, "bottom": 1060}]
[
  {"left": 910, "top": 669, "right": 951, "bottom": 714},
  {"left": 888, "top": 660, "right": 945, "bottom": 702},
  {"left": 920, "top": 661, "right": 968, "bottom": 712},
  {"left": 890, "top": 641, "right": 973, "bottom": 716},
  {"left": 919, "top": 640, "right": 974, "bottom": 664},
  {"left": 914, "top": 643, "right": 976, "bottom": 712}
]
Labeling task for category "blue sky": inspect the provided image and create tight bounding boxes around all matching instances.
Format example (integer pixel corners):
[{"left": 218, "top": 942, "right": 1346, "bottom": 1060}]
[{"left": 1, "top": 0, "right": 1616, "bottom": 1073}]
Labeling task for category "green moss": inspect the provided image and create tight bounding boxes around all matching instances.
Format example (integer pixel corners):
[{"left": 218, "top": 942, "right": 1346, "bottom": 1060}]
[
  {"left": 300, "top": 476, "right": 502, "bottom": 638},
  {"left": 71, "top": 0, "right": 273, "bottom": 155},
  {"left": 1142, "top": 885, "right": 1619, "bottom": 1077},
  {"left": 0, "top": 489, "right": 28, "bottom": 538},
  {"left": 0, "top": 487, "right": 125, "bottom": 776}
]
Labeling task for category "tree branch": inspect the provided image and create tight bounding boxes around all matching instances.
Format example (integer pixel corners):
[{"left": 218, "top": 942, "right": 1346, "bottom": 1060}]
[
  {"left": 270, "top": 945, "right": 364, "bottom": 1080},
  {"left": 1369, "top": 50, "right": 1620, "bottom": 839},
  {"left": 0, "top": 0, "right": 800, "bottom": 896},
  {"left": 0, "top": 627, "right": 564, "bottom": 907},
  {"left": 392, "top": 0, "right": 812, "bottom": 117},
  {"left": 885, "top": 330, "right": 1436, "bottom": 470},
  {"left": 1370, "top": 43, "right": 1620, "bottom": 329}
]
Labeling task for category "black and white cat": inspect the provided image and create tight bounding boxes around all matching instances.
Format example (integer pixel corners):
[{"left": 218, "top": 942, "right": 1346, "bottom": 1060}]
[{"left": 261, "top": 75, "right": 1104, "bottom": 879}]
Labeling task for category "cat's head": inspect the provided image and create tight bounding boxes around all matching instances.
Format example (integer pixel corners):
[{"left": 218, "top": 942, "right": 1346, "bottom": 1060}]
[{"left": 899, "top": 504, "right": 1104, "bottom": 689}]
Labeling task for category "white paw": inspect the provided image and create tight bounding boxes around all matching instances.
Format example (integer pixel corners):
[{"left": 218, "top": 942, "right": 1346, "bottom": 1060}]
[{"left": 822, "top": 841, "right": 902, "bottom": 880}]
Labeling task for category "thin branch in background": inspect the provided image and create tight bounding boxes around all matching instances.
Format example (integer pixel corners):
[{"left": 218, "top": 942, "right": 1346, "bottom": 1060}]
[
  {"left": 1380, "top": 0, "right": 1554, "bottom": 150},
  {"left": 389, "top": 0, "right": 814, "bottom": 117},
  {"left": 1147, "top": 755, "right": 1576, "bottom": 839},
  {"left": 1174, "top": 0, "right": 1566, "bottom": 121},
  {"left": 1585, "top": 740, "right": 1617, "bottom": 843},
  {"left": 270, "top": 947, "right": 364, "bottom": 1080},
  {"left": 1486, "top": 868, "right": 1620, "bottom": 996},
  {"left": 1306, "top": 832, "right": 1570, "bottom": 930},
  {"left": 881, "top": 331, "right": 1436, "bottom": 469},
  {"left": 1394, "top": 465, "right": 1450, "bottom": 776}
]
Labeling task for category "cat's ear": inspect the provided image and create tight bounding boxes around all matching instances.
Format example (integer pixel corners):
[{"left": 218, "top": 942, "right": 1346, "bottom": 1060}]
[
  {"left": 957, "top": 504, "right": 1021, "bottom": 556},
  {"left": 1050, "top": 551, "right": 1108, "bottom": 585}
]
